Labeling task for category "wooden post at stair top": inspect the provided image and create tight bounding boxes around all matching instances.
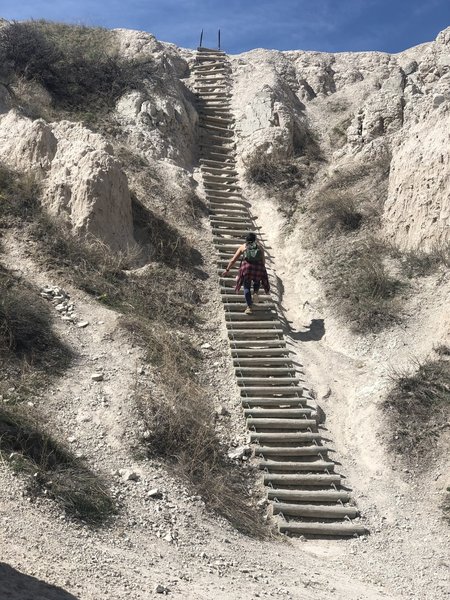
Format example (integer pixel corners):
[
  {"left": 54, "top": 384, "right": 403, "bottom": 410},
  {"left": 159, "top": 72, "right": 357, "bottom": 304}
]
[
  {"left": 199, "top": 29, "right": 203, "bottom": 48},
  {"left": 218, "top": 29, "right": 221, "bottom": 50}
]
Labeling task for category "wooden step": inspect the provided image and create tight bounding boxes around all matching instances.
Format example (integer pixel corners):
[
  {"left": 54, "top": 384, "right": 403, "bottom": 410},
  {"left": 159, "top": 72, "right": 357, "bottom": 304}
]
[
  {"left": 204, "top": 173, "right": 238, "bottom": 182},
  {"left": 255, "top": 445, "right": 327, "bottom": 457},
  {"left": 213, "top": 229, "right": 254, "bottom": 237},
  {"left": 243, "top": 397, "right": 307, "bottom": 407},
  {"left": 201, "top": 164, "right": 237, "bottom": 173},
  {"left": 211, "top": 216, "right": 251, "bottom": 224},
  {"left": 263, "top": 473, "right": 340, "bottom": 486},
  {"left": 237, "top": 367, "right": 297, "bottom": 375},
  {"left": 227, "top": 313, "right": 277, "bottom": 321},
  {"left": 204, "top": 152, "right": 236, "bottom": 161},
  {"left": 233, "top": 357, "right": 291, "bottom": 365},
  {"left": 227, "top": 321, "right": 282, "bottom": 329},
  {"left": 207, "top": 188, "right": 241, "bottom": 197},
  {"left": 250, "top": 432, "right": 320, "bottom": 443},
  {"left": 223, "top": 294, "right": 271, "bottom": 302},
  {"left": 211, "top": 221, "right": 249, "bottom": 229},
  {"left": 258, "top": 460, "right": 334, "bottom": 472},
  {"left": 245, "top": 408, "right": 313, "bottom": 418},
  {"left": 228, "top": 330, "right": 284, "bottom": 339},
  {"left": 268, "top": 489, "right": 351, "bottom": 502},
  {"left": 273, "top": 503, "right": 359, "bottom": 519},
  {"left": 225, "top": 304, "right": 276, "bottom": 312},
  {"left": 277, "top": 521, "right": 368, "bottom": 537},
  {"left": 230, "top": 343, "right": 287, "bottom": 351},
  {"left": 202, "top": 136, "right": 236, "bottom": 146},
  {"left": 246, "top": 418, "right": 316, "bottom": 430},
  {"left": 238, "top": 376, "right": 301, "bottom": 385},
  {"left": 240, "top": 386, "right": 302, "bottom": 396},
  {"left": 199, "top": 115, "right": 234, "bottom": 125}
]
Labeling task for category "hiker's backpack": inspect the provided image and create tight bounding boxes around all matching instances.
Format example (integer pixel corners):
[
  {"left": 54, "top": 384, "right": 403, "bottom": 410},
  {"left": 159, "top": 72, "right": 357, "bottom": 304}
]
[{"left": 244, "top": 241, "right": 262, "bottom": 264}]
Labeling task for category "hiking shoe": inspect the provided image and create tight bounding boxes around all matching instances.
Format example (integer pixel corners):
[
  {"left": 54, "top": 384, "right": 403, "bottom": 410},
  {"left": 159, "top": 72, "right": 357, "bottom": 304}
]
[
  {"left": 253, "top": 293, "right": 260, "bottom": 304},
  {"left": 244, "top": 306, "right": 253, "bottom": 315}
]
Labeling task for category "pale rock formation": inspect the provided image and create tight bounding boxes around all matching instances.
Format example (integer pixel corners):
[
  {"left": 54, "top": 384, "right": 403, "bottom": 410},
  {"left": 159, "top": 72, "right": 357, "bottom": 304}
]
[
  {"left": 0, "top": 111, "right": 134, "bottom": 251},
  {"left": 384, "top": 111, "right": 450, "bottom": 250},
  {"left": 114, "top": 28, "right": 198, "bottom": 167},
  {"left": 45, "top": 121, "right": 134, "bottom": 251},
  {"left": 0, "top": 110, "right": 57, "bottom": 173},
  {"left": 229, "top": 27, "right": 450, "bottom": 250}
]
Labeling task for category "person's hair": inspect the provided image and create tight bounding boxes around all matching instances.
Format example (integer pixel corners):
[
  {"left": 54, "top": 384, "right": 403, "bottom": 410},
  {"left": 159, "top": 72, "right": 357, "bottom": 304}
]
[{"left": 245, "top": 232, "right": 256, "bottom": 242}]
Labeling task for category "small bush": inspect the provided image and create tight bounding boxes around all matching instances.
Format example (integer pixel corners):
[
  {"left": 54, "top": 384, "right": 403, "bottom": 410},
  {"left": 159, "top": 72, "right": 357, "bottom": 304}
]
[
  {"left": 383, "top": 355, "right": 450, "bottom": 463},
  {"left": 244, "top": 152, "right": 318, "bottom": 193},
  {"left": 244, "top": 153, "right": 286, "bottom": 186},
  {"left": 323, "top": 240, "right": 402, "bottom": 332},
  {"left": 0, "top": 406, "right": 116, "bottom": 524},
  {"left": 132, "top": 198, "right": 203, "bottom": 267},
  {"left": 329, "top": 117, "right": 352, "bottom": 148},
  {"left": 400, "top": 244, "right": 450, "bottom": 278},
  {"left": 313, "top": 190, "right": 363, "bottom": 234},
  {"left": 0, "top": 164, "right": 40, "bottom": 226}
]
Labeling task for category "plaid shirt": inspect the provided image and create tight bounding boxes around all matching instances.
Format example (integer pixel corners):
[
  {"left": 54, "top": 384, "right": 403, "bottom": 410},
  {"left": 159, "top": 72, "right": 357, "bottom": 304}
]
[{"left": 235, "top": 260, "right": 270, "bottom": 293}]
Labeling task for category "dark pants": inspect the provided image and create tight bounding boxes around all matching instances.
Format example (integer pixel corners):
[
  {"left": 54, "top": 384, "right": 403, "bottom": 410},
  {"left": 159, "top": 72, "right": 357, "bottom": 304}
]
[{"left": 243, "top": 278, "right": 260, "bottom": 307}]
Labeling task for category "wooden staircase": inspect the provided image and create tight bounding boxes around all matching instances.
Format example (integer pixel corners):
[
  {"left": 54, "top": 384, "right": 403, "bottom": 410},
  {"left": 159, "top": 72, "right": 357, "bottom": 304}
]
[{"left": 194, "top": 47, "right": 368, "bottom": 537}]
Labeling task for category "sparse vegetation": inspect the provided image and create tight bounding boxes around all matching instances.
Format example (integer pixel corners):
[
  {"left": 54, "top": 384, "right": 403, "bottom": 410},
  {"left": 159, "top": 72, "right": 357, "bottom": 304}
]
[
  {"left": 383, "top": 352, "right": 450, "bottom": 464},
  {"left": 0, "top": 405, "right": 116, "bottom": 524},
  {"left": 130, "top": 321, "right": 269, "bottom": 538},
  {"left": 0, "top": 20, "right": 153, "bottom": 122},
  {"left": 0, "top": 260, "right": 112, "bottom": 524},
  {"left": 244, "top": 119, "right": 323, "bottom": 212},
  {"left": 442, "top": 488, "right": 450, "bottom": 523},
  {"left": 398, "top": 243, "right": 450, "bottom": 278},
  {"left": 0, "top": 264, "right": 72, "bottom": 401},
  {"left": 321, "top": 238, "right": 402, "bottom": 331},
  {"left": 313, "top": 189, "right": 363, "bottom": 233},
  {"left": 0, "top": 164, "right": 40, "bottom": 226}
]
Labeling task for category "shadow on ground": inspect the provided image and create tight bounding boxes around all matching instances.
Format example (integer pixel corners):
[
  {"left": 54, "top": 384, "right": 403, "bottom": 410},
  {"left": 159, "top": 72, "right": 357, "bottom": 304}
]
[{"left": 0, "top": 563, "right": 79, "bottom": 600}]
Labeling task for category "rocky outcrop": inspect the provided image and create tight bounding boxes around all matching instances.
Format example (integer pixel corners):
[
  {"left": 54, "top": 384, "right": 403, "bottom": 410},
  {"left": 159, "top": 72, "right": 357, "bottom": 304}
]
[
  {"left": 384, "top": 112, "right": 450, "bottom": 250},
  {"left": 0, "top": 111, "right": 134, "bottom": 251},
  {"left": 230, "top": 27, "right": 450, "bottom": 250},
  {"left": 114, "top": 29, "right": 198, "bottom": 167}
]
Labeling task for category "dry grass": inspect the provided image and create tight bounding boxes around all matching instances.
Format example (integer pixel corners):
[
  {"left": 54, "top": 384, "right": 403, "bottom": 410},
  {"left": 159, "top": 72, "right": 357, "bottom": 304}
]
[
  {"left": 129, "top": 320, "right": 270, "bottom": 538},
  {"left": 0, "top": 405, "right": 116, "bottom": 524},
  {"left": 321, "top": 238, "right": 402, "bottom": 332},
  {"left": 313, "top": 189, "right": 363, "bottom": 234},
  {"left": 0, "top": 20, "right": 154, "bottom": 123},
  {"left": 0, "top": 264, "right": 112, "bottom": 524},
  {"left": 28, "top": 210, "right": 200, "bottom": 327},
  {"left": 0, "top": 264, "right": 72, "bottom": 403},
  {"left": 383, "top": 353, "right": 450, "bottom": 465},
  {"left": 398, "top": 243, "right": 450, "bottom": 278},
  {"left": 0, "top": 164, "right": 40, "bottom": 227},
  {"left": 442, "top": 489, "right": 450, "bottom": 523}
]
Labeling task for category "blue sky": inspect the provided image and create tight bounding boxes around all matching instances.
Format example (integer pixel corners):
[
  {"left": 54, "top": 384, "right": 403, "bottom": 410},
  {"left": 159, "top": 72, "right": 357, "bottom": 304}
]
[{"left": 1, "top": 0, "right": 449, "bottom": 54}]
